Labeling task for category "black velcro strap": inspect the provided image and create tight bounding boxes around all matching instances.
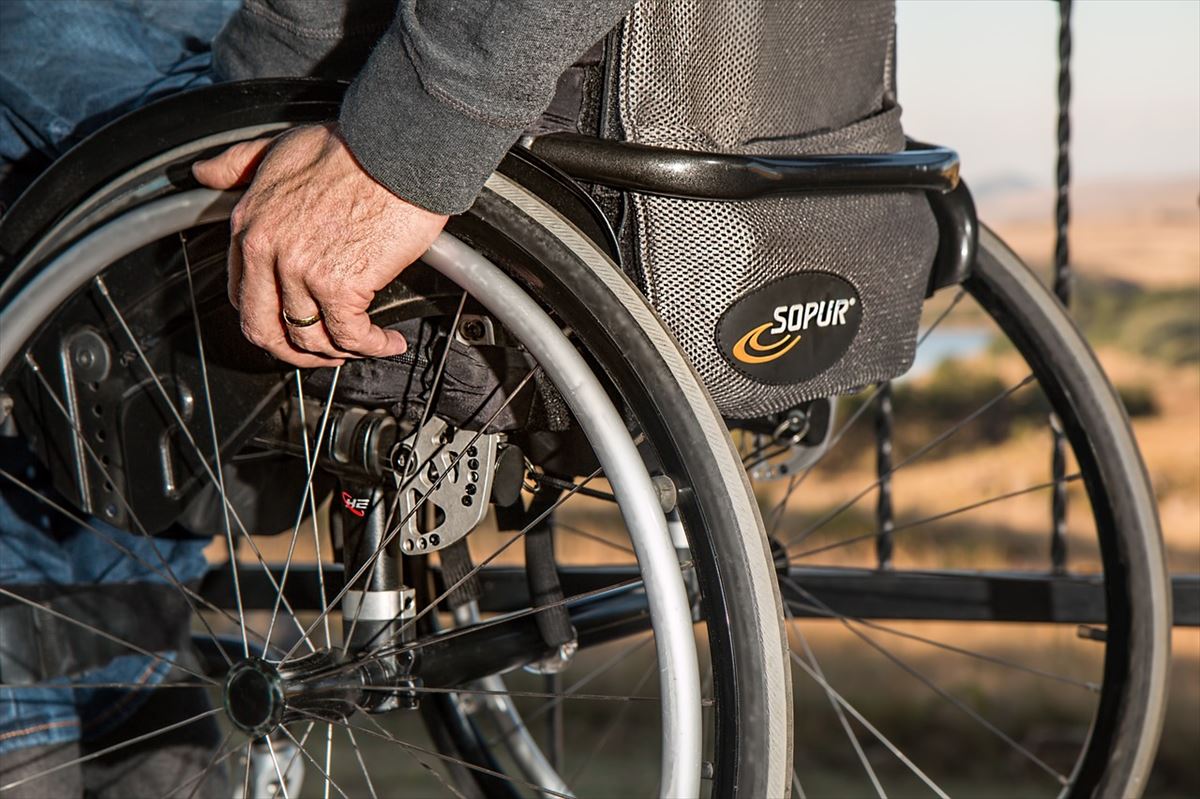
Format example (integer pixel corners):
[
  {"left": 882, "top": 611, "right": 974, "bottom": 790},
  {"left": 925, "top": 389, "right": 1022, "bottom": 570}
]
[
  {"left": 0, "top": 582, "right": 191, "bottom": 685},
  {"left": 438, "top": 539, "right": 481, "bottom": 611}
]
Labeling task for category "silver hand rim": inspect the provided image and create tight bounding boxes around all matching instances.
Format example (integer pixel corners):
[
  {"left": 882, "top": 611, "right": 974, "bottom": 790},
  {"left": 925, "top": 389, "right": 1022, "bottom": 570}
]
[{"left": 0, "top": 188, "right": 703, "bottom": 799}]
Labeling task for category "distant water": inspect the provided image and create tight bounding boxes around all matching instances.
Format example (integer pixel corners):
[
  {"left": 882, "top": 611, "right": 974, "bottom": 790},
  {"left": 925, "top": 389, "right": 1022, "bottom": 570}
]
[{"left": 903, "top": 328, "right": 994, "bottom": 379}]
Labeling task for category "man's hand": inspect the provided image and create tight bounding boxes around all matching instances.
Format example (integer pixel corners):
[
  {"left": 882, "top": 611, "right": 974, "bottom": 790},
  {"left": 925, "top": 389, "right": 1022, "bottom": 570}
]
[{"left": 192, "top": 124, "right": 449, "bottom": 368}]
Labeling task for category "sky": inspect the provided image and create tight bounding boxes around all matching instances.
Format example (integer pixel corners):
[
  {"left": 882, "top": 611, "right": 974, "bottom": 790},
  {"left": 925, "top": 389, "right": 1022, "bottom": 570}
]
[{"left": 895, "top": 0, "right": 1200, "bottom": 191}]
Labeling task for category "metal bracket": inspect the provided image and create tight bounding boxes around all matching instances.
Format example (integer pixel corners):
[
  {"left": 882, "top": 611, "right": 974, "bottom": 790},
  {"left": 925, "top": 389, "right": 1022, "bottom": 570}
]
[{"left": 396, "top": 417, "right": 500, "bottom": 554}]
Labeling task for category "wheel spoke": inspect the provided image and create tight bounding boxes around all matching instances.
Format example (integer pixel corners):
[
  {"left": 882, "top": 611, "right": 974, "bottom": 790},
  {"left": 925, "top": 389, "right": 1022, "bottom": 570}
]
[
  {"left": 335, "top": 549, "right": 649, "bottom": 682},
  {"left": 310, "top": 707, "right": 573, "bottom": 799},
  {"left": 93, "top": 276, "right": 317, "bottom": 653},
  {"left": 0, "top": 707, "right": 221, "bottom": 793},
  {"left": 358, "top": 683, "right": 665, "bottom": 703},
  {"left": 554, "top": 521, "right": 637, "bottom": 557},
  {"left": 266, "top": 367, "right": 341, "bottom": 649},
  {"left": 280, "top": 366, "right": 544, "bottom": 662},
  {"left": 367, "top": 457, "right": 651, "bottom": 669},
  {"left": 352, "top": 713, "right": 468, "bottom": 799},
  {"left": 788, "top": 580, "right": 1070, "bottom": 785},
  {"left": 0, "top": 466, "right": 282, "bottom": 659},
  {"left": 764, "top": 287, "right": 968, "bottom": 541},
  {"left": 567, "top": 659, "right": 657, "bottom": 785},
  {"left": 323, "top": 723, "right": 335, "bottom": 799},
  {"left": 787, "top": 472, "right": 1082, "bottom": 562},
  {"left": 277, "top": 725, "right": 353, "bottom": 799},
  {"left": 162, "top": 731, "right": 238, "bottom": 799},
  {"left": 19, "top": 358, "right": 245, "bottom": 667},
  {"left": 788, "top": 649, "right": 950, "bottom": 799},
  {"left": 344, "top": 726, "right": 380, "bottom": 799},
  {"left": 784, "top": 374, "right": 1037, "bottom": 548},
  {"left": 0, "top": 681, "right": 212, "bottom": 690},
  {"left": 787, "top": 611, "right": 887, "bottom": 798},
  {"left": 485, "top": 635, "right": 655, "bottom": 749},
  {"left": 342, "top": 293, "right": 466, "bottom": 653},
  {"left": 264, "top": 735, "right": 292, "bottom": 799},
  {"left": 782, "top": 583, "right": 1098, "bottom": 692},
  {"left": 294, "top": 371, "right": 334, "bottom": 649},
  {"left": 180, "top": 233, "right": 249, "bottom": 658},
  {"left": 0, "top": 586, "right": 216, "bottom": 685}
]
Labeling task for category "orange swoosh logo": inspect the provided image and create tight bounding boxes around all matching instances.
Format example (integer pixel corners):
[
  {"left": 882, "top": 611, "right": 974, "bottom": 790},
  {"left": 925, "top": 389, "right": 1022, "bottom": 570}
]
[{"left": 732, "top": 323, "right": 800, "bottom": 364}]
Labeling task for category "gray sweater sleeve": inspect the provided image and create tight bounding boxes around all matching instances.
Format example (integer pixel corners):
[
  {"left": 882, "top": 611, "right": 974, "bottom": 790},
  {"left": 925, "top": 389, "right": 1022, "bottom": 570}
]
[{"left": 214, "top": 0, "right": 633, "bottom": 215}]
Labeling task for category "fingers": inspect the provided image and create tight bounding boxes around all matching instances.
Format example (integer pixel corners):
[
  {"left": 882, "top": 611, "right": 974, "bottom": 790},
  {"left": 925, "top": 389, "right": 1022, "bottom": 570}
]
[
  {"left": 192, "top": 137, "right": 275, "bottom": 189},
  {"left": 278, "top": 273, "right": 355, "bottom": 359},
  {"left": 236, "top": 240, "right": 341, "bottom": 369},
  {"left": 320, "top": 302, "right": 408, "bottom": 358},
  {"left": 226, "top": 233, "right": 244, "bottom": 309}
]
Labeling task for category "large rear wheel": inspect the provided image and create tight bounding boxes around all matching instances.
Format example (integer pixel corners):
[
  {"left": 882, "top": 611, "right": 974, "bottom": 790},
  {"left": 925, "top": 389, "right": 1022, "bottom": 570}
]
[{"left": 0, "top": 82, "right": 791, "bottom": 798}]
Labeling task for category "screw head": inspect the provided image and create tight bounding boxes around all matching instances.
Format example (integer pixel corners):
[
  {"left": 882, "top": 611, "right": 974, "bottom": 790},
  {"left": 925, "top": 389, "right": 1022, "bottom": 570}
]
[{"left": 461, "top": 319, "right": 486, "bottom": 341}]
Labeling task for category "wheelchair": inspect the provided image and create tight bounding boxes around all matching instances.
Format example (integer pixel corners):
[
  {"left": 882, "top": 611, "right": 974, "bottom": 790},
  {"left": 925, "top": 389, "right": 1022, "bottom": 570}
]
[{"left": 0, "top": 76, "right": 1168, "bottom": 798}]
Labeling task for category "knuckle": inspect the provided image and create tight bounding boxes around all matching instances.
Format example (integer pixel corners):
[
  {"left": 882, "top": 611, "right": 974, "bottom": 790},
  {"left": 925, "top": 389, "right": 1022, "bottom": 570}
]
[
  {"left": 328, "top": 330, "right": 358, "bottom": 350},
  {"left": 229, "top": 203, "right": 250, "bottom": 232},
  {"left": 240, "top": 319, "right": 267, "bottom": 347},
  {"left": 307, "top": 272, "right": 340, "bottom": 297},
  {"left": 239, "top": 229, "right": 268, "bottom": 258}
]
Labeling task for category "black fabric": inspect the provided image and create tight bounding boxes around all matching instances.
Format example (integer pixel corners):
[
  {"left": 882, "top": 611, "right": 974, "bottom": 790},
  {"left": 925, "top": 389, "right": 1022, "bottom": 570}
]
[
  {"left": 523, "top": 492, "right": 574, "bottom": 650},
  {"left": 307, "top": 316, "right": 543, "bottom": 433},
  {"left": 436, "top": 539, "right": 480, "bottom": 611},
  {"left": 0, "top": 583, "right": 191, "bottom": 685}
]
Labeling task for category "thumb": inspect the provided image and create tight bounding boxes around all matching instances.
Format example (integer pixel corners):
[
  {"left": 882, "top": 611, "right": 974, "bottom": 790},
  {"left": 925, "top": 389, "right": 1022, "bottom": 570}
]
[{"left": 192, "top": 137, "right": 275, "bottom": 189}]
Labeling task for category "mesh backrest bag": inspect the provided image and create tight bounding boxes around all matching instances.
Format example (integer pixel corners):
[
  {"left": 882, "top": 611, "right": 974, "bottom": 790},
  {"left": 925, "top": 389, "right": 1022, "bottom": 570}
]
[{"left": 617, "top": 0, "right": 938, "bottom": 419}]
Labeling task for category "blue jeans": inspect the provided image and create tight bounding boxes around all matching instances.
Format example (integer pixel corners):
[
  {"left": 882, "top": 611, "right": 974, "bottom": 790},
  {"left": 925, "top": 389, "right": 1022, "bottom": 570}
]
[
  {"left": 0, "top": 0, "right": 238, "bottom": 203},
  {"left": 0, "top": 0, "right": 238, "bottom": 758}
]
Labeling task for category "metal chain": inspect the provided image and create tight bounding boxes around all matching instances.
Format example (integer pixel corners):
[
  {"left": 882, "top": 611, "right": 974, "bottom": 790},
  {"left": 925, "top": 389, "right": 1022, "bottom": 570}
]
[
  {"left": 1053, "top": 0, "right": 1073, "bottom": 307},
  {"left": 1050, "top": 0, "right": 1073, "bottom": 574},
  {"left": 875, "top": 382, "right": 895, "bottom": 569}
]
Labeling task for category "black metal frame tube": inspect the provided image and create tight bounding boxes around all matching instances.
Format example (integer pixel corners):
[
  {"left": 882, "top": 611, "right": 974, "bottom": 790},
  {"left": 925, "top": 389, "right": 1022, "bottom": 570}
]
[{"left": 528, "top": 133, "right": 960, "bottom": 201}]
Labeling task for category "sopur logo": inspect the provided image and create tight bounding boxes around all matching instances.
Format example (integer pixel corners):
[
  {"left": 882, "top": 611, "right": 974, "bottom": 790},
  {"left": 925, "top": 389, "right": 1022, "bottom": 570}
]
[
  {"left": 732, "top": 296, "right": 859, "bottom": 365},
  {"left": 717, "top": 271, "right": 863, "bottom": 384}
]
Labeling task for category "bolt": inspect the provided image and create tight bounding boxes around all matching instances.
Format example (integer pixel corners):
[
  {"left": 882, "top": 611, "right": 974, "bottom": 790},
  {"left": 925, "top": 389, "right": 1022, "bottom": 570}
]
[
  {"left": 391, "top": 445, "right": 412, "bottom": 472},
  {"left": 73, "top": 348, "right": 95, "bottom": 369},
  {"left": 461, "top": 496, "right": 473, "bottom": 507},
  {"left": 464, "top": 483, "right": 477, "bottom": 496},
  {"left": 467, "top": 446, "right": 478, "bottom": 457},
  {"left": 469, "top": 471, "right": 479, "bottom": 482},
  {"left": 467, "top": 458, "right": 479, "bottom": 471},
  {"left": 461, "top": 319, "right": 486, "bottom": 341}
]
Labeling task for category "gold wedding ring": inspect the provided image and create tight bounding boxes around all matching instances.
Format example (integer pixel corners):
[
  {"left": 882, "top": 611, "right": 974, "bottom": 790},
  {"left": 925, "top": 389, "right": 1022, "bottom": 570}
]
[{"left": 282, "top": 309, "right": 322, "bottom": 328}]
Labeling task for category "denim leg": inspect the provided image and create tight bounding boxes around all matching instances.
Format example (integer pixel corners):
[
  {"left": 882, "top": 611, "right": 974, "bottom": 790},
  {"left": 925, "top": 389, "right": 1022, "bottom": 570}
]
[
  {"left": 0, "top": 437, "right": 209, "bottom": 759},
  {"left": 0, "top": 0, "right": 239, "bottom": 204},
  {"left": 0, "top": 0, "right": 240, "bottom": 766}
]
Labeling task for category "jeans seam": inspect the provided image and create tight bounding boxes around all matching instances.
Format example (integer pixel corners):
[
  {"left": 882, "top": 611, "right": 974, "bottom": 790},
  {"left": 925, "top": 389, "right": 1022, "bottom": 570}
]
[
  {"left": 80, "top": 660, "right": 160, "bottom": 733},
  {"left": 0, "top": 718, "right": 79, "bottom": 743}
]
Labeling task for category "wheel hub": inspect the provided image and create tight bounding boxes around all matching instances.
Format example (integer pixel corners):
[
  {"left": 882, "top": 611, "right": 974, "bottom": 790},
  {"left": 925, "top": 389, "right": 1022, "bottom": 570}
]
[
  {"left": 223, "top": 650, "right": 420, "bottom": 737},
  {"left": 223, "top": 658, "right": 285, "bottom": 737}
]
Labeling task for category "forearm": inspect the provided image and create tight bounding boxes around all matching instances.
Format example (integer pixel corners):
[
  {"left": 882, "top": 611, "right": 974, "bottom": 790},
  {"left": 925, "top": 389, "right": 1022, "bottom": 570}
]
[{"left": 339, "top": 0, "right": 633, "bottom": 215}]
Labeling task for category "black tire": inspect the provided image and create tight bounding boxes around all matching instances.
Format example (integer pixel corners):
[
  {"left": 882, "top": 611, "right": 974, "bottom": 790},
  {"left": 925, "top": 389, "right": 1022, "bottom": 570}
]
[{"left": 967, "top": 227, "right": 1169, "bottom": 797}]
